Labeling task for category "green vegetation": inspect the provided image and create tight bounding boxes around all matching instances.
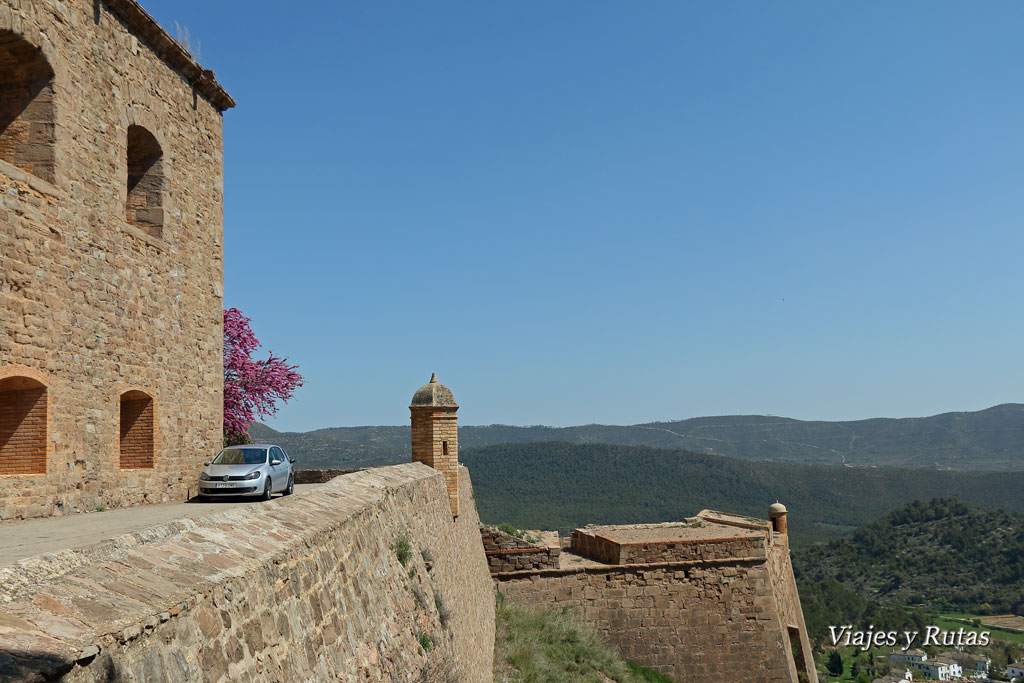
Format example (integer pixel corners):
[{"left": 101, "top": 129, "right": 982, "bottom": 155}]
[
  {"left": 255, "top": 403, "right": 1024, "bottom": 471},
  {"left": 624, "top": 663, "right": 675, "bottom": 683},
  {"left": 826, "top": 650, "right": 843, "bottom": 676},
  {"left": 497, "top": 523, "right": 539, "bottom": 544},
  {"left": 460, "top": 442, "right": 1024, "bottom": 547},
  {"left": 815, "top": 646, "right": 897, "bottom": 682},
  {"left": 498, "top": 523, "right": 526, "bottom": 538},
  {"left": 940, "top": 614, "right": 1024, "bottom": 639},
  {"left": 417, "top": 632, "right": 434, "bottom": 653},
  {"left": 392, "top": 534, "right": 412, "bottom": 567},
  {"left": 435, "top": 595, "right": 451, "bottom": 630},
  {"left": 795, "top": 499, "right": 1024, "bottom": 616},
  {"left": 934, "top": 617, "right": 1024, "bottom": 644},
  {"left": 494, "top": 592, "right": 675, "bottom": 682},
  {"left": 798, "top": 576, "right": 928, "bottom": 649}
]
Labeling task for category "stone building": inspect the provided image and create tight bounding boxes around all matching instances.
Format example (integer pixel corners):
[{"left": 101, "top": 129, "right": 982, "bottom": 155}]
[{"left": 0, "top": 0, "right": 233, "bottom": 519}]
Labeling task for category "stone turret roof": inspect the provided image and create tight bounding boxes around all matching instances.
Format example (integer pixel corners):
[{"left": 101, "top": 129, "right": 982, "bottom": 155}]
[{"left": 410, "top": 373, "right": 458, "bottom": 408}]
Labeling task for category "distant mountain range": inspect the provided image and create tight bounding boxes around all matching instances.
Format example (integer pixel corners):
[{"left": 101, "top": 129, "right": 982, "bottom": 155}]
[
  {"left": 458, "top": 442, "right": 1024, "bottom": 547},
  {"left": 251, "top": 403, "right": 1024, "bottom": 471}
]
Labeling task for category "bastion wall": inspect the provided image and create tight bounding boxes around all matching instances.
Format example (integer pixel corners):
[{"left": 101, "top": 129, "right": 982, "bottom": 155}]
[
  {"left": 0, "top": 0, "right": 230, "bottom": 520},
  {"left": 495, "top": 518, "right": 818, "bottom": 683},
  {"left": 0, "top": 464, "right": 495, "bottom": 682}
]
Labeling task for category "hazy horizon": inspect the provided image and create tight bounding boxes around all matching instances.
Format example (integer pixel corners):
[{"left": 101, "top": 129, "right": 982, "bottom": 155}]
[
  {"left": 145, "top": 1, "right": 1024, "bottom": 432},
  {"left": 257, "top": 401, "right": 1023, "bottom": 434}
]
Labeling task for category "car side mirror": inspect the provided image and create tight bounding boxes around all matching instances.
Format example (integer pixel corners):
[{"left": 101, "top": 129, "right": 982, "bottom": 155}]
[
  {"left": 271, "top": 459, "right": 281, "bottom": 466},
  {"left": 204, "top": 460, "right": 211, "bottom": 466},
  {"left": 289, "top": 458, "right": 295, "bottom": 464}
]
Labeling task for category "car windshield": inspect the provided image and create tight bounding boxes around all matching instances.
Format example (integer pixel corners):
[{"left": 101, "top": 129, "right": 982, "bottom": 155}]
[{"left": 211, "top": 448, "right": 267, "bottom": 465}]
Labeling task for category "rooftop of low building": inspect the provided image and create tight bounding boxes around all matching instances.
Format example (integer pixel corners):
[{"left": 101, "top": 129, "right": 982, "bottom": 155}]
[{"left": 577, "top": 519, "right": 763, "bottom": 545}]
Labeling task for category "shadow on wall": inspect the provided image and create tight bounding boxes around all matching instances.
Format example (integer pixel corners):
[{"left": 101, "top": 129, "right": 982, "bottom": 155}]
[{"left": 0, "top": 649, "right": 74, "bottom": 681}]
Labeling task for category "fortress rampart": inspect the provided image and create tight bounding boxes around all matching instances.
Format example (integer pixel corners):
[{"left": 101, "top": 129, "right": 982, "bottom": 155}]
[
  {"left": 0, "top": 464, "right": 495, "bottom": 682},
  {"left": 494, "top": 512, "right": 818, "bottom": 683}
]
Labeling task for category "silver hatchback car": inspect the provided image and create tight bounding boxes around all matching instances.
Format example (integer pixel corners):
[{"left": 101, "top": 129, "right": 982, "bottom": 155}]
[{"left": 197, "top": 444, "right": 295, "bottom": 501}]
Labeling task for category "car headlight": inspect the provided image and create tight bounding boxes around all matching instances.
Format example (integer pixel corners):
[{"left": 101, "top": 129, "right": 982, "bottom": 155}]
[
  {"left": 244, "top": 471, "right": 261, "bottom": 480},
  {"left": 200, "top": 472, "right": 212, "bottom": 481}
]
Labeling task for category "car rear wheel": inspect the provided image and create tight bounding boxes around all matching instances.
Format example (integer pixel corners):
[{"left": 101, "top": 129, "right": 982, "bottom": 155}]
[{"left": 262, "top": 479, "right": 272, "bottom": 501}]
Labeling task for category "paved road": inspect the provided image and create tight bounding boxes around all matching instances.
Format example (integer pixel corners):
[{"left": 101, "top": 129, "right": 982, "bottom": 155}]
[{"left": 0, "top": 485, "right": 320, "bottom": 566}]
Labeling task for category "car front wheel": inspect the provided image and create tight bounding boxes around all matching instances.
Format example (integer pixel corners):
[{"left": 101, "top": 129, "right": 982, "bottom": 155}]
[
  {"left": 284, "top": 474, "right": 294, "bottom": 496},
  {"left": 262, "top": 479, "right": 272, "bottom": 501}
]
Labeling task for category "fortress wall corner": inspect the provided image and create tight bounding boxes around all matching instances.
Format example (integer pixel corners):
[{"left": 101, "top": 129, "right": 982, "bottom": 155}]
[{"left": 496, "top": 533, "right": 817, "bottom": 683}]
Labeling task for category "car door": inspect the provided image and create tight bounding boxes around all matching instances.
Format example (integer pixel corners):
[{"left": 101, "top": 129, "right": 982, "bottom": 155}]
[
  {"left": 276, "top": 446, "right": 292, "bottom": 488},
  {"left": 270, "top": 447, "right": 286, "bottom": 492},
  {"left": 280, "top": 447, "right": 294, "bottom": 480}
]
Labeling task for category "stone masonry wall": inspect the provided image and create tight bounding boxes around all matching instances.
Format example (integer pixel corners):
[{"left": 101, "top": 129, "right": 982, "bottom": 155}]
[
  {"left": 571, "top": 527, "right": 766, "bottom": 566},
  {"left": 292, "top": 467, "right": 364, "bottom": 484},
  {"left": 0, "top": 464, "right": 495, "bottom": 682},
  {"left": 766, "top": 538, "right": 817, "bottom": 681},
  {"left": 496, "top": 549, "right": 810, "bottom": 682},
  {"left": 411, "top": 407, "right": 459, "bottom": 517},
  {"left": 0, "top": 0, "right": 227, "bottom": 520},
  {"left": 618, "top": 535, "right": 765, "bottom": 565},
  {"left": 569, "top": 529, "right": 620, "bottom": 564},
  {"left": 480, "top": 527, "right": 559, "bottom": 573}
]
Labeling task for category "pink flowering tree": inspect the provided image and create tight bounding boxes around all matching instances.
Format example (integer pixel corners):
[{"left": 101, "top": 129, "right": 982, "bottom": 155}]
[{"left": 223, "top": 308, "right": 303, "bottom": 445}]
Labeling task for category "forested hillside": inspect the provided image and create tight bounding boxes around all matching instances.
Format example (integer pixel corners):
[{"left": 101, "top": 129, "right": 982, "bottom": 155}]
[
  {"left": 794, "top": 499, "right": 1024, "bottom": 616},
  {"left": 254, "top": 403, "right": 1024, "bottom": 471},
  {"left": 458, "top": 443, "right": 1024, "bottom": 547}
]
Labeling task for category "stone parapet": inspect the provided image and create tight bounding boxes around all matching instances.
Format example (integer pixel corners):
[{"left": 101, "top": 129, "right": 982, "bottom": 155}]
[
  {"left": 291, "top": 467, "right": 364, "bottom": 484},
  {"left": 571, "top": 520, "right": 767, "bottom": 565},
  {"left": 0, "top": 463, "right": 495, "bottom": 682},
  {"left": 480, "top": 526, "right": 560, "bottom": 573}
]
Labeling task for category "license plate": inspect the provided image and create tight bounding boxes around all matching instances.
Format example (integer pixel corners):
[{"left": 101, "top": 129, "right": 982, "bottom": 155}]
[{"left": 216, "top": 482, "right": 238, "bottom": 488}]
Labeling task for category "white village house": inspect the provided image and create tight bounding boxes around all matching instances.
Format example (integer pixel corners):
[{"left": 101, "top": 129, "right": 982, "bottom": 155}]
[
  {"left": 890, "top": 650, "right": 928, "bottom": 667},
  {"left": 916, "top": 658, "right": 962, "bottom": 681}
]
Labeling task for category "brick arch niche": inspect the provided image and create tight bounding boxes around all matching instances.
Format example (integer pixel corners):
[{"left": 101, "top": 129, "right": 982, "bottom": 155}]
[
  {"left": 0, "top": 30, "right": 56, "bottom": 183},
  {"left": 120, "top": 390, "right": 155, "bottom": 469},
  {"left": 125, "top": 125, "right": 164, "bottom": 237},
  {"left": 0, "top": 375, "right": 48, "bottom": 475}
]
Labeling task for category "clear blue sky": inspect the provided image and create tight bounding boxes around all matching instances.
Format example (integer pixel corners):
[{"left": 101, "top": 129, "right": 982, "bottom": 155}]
[{"left": 147, "top": 1, "right": 1024, "bottom": 431}]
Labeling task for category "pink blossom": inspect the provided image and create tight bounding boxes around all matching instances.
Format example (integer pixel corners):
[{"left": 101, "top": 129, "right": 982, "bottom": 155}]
[{"left": 223, "top": 308, "right": 303, "bottom": 442}]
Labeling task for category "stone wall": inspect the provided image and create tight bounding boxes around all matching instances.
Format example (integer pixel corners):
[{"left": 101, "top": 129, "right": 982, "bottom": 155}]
[
  {"left": 765, "top": 537, "right": 816, "bottom": 678},
  {"left": 480, "top": 527, "right": 559, "bottom": 573},
  {"left": 411, "top": 406, "right": 459, "bottom": 517},
  {"left": 293, "top": 467, "right": 364, "bottom": 484},
  {"left": 496, "top": 526, "right": 819, "bottom": 683},
  {"left": 498, "top": 560, "right": 794, "bottom": 682},
  {"left": 0, "top": 463, "right": 495, "bottom": 682},
  {"left": 0, "top": 0, "right": 231, "bottom": 520},
  {"left": 571, "top": 525, "right": 767, "bottom": 565}
]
